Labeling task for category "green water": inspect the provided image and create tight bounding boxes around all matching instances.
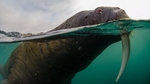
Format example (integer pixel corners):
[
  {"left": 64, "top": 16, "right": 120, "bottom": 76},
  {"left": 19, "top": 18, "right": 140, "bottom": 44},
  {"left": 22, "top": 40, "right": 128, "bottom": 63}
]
[
  {"left": 0, "top": 43, "right": 19, "bottom": 82},
  {"left": 72, "top": 29, "right": 150, "bottom": 84},
  {"left": 0, "top": 20, "right": 150, "bottom": 84}
]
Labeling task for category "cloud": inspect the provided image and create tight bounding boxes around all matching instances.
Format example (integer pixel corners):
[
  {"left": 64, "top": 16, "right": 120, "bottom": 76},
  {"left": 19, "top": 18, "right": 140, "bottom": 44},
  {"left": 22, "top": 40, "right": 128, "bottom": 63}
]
[{"left": 0, "top": 0, "right": 78, "bottom": 33}]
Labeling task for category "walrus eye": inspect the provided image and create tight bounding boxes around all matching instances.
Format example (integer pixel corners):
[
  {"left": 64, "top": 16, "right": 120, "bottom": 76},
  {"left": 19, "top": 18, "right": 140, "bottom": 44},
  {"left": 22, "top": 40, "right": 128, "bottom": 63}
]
[{"left": 97, "top": 9, "right": 102, "bottom": 14}]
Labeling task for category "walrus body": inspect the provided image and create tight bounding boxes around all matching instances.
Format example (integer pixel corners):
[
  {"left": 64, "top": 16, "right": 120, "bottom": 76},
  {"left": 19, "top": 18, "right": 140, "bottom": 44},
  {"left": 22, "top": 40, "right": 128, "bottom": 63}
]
[{"left": 0, "top": 7, "right": 129, "bottom": 84}]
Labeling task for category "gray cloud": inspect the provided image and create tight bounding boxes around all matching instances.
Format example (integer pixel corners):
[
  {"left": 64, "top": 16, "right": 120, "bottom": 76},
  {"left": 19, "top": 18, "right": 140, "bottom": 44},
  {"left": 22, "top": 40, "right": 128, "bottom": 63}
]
[{"left": 0, "top": 0, "right": 79, "bottom": 33}]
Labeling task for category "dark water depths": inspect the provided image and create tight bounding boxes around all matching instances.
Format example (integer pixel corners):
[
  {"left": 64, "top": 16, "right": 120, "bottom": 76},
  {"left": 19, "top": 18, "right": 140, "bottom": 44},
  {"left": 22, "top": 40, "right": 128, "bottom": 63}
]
[{"left": 0, "top": 20, "right": 150, "bottom": 84}]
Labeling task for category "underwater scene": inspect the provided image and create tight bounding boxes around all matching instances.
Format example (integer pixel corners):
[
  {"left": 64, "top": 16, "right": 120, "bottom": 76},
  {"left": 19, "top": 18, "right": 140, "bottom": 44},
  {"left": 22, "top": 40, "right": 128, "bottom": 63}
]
[{"left": 0, "top": 20, "right": 150, "bottom": 84}]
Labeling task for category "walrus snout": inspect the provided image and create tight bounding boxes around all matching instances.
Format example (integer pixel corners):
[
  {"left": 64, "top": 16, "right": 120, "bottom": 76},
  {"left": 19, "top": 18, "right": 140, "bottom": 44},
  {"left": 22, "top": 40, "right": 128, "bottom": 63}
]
[{"left": 114, "top": 8, "right": 129, "bottom": 19}]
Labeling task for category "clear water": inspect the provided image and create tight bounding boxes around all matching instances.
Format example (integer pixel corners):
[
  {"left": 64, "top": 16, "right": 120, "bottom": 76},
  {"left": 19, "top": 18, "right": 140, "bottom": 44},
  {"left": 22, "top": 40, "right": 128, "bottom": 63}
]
[{"left": 0, "top": 20, "right": 150, "bottom": 84}]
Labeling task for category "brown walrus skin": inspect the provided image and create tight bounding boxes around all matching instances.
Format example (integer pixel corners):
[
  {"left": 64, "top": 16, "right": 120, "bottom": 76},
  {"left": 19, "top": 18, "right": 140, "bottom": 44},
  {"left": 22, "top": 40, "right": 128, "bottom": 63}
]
[{"left": 1, "top": 7, "right": 129, "bottom": 84}]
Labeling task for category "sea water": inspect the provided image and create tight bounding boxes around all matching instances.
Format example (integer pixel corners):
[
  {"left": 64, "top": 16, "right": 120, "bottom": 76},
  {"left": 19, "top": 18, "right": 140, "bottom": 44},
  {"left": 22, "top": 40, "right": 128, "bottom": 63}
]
[{"left": 0, "top": 20, "right": 150, "bottom": 84}]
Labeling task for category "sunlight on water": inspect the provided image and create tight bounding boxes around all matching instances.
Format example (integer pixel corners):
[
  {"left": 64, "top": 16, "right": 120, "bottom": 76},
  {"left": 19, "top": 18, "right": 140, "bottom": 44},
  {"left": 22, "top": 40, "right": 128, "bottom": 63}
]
[{"left": 0, "top": 20, "right": 150, "bottom": 84}]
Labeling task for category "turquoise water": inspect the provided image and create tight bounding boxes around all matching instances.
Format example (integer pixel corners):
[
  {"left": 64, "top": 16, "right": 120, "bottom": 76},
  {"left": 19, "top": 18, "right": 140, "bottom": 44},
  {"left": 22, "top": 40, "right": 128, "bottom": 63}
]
[
  {"left": 0, "top": 43, "right": 19, "bottom": 82},
  {"left": 0, "top": 20, "right": 150, "bottom": 84},
  {"left": 72, "top": 29, "right": 150, "bottom": 84}
]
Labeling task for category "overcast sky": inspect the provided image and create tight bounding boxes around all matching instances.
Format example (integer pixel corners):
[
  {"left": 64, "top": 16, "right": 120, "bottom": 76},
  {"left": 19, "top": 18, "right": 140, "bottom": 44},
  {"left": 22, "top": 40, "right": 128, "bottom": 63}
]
[{"left": 0, "top": 0, "right": 150, "bottom": 33}]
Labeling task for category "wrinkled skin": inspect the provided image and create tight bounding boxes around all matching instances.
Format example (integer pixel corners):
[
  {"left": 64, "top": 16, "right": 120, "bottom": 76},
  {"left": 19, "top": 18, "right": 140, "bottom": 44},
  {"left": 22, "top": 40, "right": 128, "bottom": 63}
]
[{"left": 2, "top": 7, "right": 129, "bottom": 84}]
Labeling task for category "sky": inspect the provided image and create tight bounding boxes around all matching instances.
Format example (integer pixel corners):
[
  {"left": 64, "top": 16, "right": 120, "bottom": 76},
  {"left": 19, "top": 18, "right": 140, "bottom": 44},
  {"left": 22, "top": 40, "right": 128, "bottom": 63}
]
[{"left": 0, "top": 0, "right": 150, "bottom": 33}]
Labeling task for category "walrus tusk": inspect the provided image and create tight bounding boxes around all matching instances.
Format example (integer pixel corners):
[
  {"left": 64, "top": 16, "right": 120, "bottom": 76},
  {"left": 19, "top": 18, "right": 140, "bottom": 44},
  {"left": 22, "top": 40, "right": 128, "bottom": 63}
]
[{"left": 116, "top": 32, "right": 130, "bottom": 82}]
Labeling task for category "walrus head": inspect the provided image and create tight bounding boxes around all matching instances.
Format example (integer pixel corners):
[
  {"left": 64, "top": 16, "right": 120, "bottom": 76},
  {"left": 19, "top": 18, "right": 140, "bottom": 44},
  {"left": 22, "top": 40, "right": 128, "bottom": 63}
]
[
  {"left": 53, "top": 6, "right": 129, "bottom": 30},
  {"left": 94, "top": 7, "right": 129, "bottom": 22},
  {"left": 95, "top": 7, "right": 130, "bottom": 82},
  {"left": 94, "top": 7, "right": 130, "bottom": 82}
]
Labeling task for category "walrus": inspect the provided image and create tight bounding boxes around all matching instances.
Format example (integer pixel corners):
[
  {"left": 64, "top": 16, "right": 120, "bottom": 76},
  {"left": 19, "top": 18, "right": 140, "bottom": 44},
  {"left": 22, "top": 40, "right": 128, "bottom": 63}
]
[{"left": 0, "top": 7, "right": 130, "bottom": 84}]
